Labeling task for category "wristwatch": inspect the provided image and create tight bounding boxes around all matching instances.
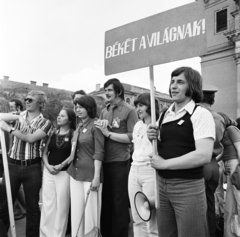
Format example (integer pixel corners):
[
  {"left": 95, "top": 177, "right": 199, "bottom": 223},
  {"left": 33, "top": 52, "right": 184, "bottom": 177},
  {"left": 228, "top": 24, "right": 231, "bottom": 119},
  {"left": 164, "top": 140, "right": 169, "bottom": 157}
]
[{"left": 9, "top": 127, "right": 16, "bottom": 134}]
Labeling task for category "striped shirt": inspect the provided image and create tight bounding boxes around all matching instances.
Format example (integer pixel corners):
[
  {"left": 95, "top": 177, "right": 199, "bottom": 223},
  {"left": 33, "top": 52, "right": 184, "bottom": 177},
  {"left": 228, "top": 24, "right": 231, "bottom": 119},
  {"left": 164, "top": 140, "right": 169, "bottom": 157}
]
[{"left": 9, "top": 111, "right": 52, "bottom": 160}]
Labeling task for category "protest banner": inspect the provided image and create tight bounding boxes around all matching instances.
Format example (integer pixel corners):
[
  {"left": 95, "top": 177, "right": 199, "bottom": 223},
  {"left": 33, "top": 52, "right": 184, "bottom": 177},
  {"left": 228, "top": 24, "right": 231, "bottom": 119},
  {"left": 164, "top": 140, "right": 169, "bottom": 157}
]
[
  {"left": 104, "top": 1, "right": 207, "bottom": 208},
  {"left": 0, "top": 130, "right": 16, "bottom": 237},
  {"left": 105, "top": 1, "right": 206, "bottom": 75}
]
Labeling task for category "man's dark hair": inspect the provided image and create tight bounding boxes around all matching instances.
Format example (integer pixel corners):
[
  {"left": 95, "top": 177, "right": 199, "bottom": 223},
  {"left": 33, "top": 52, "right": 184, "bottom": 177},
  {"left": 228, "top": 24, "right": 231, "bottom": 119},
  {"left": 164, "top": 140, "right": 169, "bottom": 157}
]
[
  {"left": 72, "top": 90, "right": 87, "bottom": 100},
  {"left": 134, "top": 93, "right": 160, "bottom": 121},
  {"left": 74, "top": 95, "right": 97, "bottom": 118},
  {"left": 169, "top": 67, "right": 203, "bottom": 103},
  {"left": 10, "top": 99, "right": 23, "bottom": 111},
  {"left": 104, "top": 78, "right": 125, "bottom": 100},
  {"left": 201, "top": 92, "right": 215, "bottom": 105}
]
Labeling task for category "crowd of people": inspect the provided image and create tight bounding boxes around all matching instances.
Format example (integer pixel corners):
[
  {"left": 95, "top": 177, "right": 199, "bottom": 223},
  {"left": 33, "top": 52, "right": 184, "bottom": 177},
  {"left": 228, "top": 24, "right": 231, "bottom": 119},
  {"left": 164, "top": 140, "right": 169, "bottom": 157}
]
[{"left": 0, "top": 67, "right": 240, "bottom": 237}]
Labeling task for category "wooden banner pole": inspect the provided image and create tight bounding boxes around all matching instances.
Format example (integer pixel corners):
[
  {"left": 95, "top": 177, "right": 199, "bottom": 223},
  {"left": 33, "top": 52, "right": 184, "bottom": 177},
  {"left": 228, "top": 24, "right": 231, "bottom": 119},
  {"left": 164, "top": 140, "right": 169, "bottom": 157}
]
[
  {"left": 0, "top": 129, "right": 16, "bottom": 237},
  {"left": 149, "top": 65, "right": 159, "bottom": 209}
]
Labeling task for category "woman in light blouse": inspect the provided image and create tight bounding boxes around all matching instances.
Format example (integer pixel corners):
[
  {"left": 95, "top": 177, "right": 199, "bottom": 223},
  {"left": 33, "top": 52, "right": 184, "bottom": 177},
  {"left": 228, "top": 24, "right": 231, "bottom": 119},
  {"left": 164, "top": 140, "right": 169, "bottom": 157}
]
[
  {"left": 128, "top": 93, "right": 159, "bottom": 237},
  {"left": 67, "top": 95, "right": 104, "bottom": 237}
]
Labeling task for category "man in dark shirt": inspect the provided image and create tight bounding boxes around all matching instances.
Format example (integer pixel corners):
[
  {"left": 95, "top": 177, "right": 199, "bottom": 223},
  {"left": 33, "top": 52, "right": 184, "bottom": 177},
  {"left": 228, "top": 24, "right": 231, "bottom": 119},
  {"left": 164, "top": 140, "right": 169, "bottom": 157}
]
[
  {"left": 200, "top": 84, "right": 225, "bottom": 237},
  {"left": 95, "top": 78, "right": 138, "bottom": 237}
]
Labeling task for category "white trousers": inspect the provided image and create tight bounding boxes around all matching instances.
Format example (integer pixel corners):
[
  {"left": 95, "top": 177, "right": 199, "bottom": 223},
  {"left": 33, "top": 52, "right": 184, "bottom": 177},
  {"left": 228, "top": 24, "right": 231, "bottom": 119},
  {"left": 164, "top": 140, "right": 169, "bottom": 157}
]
[
  {"left": 40, "top": 168, "right": 70, "bottom": 237},
  {"left": 70, "top": 177, "right": 102, "bottom": 237},
  {"left": 128, "top": 165, "right": 158, "bottom": 237}
]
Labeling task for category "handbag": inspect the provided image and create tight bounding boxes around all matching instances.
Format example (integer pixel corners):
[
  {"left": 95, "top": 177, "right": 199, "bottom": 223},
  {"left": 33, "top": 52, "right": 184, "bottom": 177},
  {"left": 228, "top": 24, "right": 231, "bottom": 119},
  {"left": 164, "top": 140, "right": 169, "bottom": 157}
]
[
  {"left": 215, "top": 214, "right": 224, "bottom": 237},
  {"left": 231, "top": 215, "right": 240, "bottom": 236},
  {"left": 76, "top": 188, "right": 102, "bottom": 237},
  {"left": 231, "top": 164, "right": 240, "bottom": 190}
]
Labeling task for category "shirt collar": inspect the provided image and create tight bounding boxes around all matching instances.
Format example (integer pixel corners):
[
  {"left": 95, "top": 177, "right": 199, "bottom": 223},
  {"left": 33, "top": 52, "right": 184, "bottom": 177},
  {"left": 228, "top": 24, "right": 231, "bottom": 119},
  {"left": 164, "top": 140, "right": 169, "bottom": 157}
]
[
  {"left": 106, "top": 99, "right": 124, "bottom": 112},
  {"left": 22, "top": 111, "right": 43, "bottom": 123},
  {"left": 80, "top": 117, "right": 93, "bottom": 128},
  {"left": 166, "top": 100, "right": 196, "bottom": 115}
]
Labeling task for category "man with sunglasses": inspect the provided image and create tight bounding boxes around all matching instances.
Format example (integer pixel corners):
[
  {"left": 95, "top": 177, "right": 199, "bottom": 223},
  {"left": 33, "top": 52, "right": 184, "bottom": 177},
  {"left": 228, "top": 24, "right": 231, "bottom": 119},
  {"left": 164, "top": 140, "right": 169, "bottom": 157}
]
[{"left": 0, "top": 90, "right": 51, "bottom": 237}]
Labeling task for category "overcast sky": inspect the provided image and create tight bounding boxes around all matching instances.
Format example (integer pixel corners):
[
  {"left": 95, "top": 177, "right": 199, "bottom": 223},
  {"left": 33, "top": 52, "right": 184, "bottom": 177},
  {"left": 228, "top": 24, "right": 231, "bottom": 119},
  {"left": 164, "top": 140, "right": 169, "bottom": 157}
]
[{"left": 0, "top": 0, "right": 201, "bottom": 94}]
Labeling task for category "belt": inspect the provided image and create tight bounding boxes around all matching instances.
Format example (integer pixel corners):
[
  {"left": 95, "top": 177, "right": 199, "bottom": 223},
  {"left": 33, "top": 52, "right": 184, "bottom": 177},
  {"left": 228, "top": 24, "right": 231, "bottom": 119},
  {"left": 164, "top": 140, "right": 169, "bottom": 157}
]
[{"left": 8, "top": 157, "right": 41, "bottom": 166}]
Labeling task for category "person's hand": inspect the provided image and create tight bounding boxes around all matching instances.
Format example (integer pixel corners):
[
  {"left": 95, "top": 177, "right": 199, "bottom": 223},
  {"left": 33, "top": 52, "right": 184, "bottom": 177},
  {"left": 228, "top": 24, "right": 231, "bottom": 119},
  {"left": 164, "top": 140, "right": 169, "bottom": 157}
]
[
  {"left": 147, "top": 124, "right": 159, "bottom": 142},
  {"left": 46, "top": 164, "right": 59, "bottom": 175},
  {"left": 18, "top": 116, "right": 28, "bottom": 132},
  {"left": 53, "top": 164, "right": 63, "bottom": 172},
  {"left": 91, "top": 177, "right": 100, "bottom": 191},
  {"left": 95, "top": 124, "right": 110, "bottom": 137},
  {"left": 0, "top": 120, "right": 11, "bottom": 133},
  {"left": 149, "top": 154, "right": 166, "bottom": 170},
  {"left": 94, "top": 119, "right": 110, "bottom": 129}
]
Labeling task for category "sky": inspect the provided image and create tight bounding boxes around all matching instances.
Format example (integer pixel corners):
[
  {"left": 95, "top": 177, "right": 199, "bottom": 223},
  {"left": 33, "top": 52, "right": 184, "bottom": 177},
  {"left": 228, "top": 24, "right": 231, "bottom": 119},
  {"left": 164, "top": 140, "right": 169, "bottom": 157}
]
[{"left": 0, "top": 0, "right": 201, "bottom": 95}]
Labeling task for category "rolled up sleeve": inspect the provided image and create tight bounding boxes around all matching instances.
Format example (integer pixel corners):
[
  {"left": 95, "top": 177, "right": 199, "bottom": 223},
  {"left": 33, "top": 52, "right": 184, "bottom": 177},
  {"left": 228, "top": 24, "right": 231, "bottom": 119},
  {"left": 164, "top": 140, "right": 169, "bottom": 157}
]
[
  {"left": 126, "top": 109, "right": 138, "bottom": 141},
  {"left": 93, "top": 127, "right": 105, "bottom": 161}
]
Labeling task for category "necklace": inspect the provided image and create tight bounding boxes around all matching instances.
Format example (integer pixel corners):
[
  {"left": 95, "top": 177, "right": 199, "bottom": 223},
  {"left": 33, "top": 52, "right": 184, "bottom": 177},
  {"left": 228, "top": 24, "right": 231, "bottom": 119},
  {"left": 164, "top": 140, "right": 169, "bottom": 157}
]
[{"left": 56, "top": 129, "right": 70, "bottom": 149}]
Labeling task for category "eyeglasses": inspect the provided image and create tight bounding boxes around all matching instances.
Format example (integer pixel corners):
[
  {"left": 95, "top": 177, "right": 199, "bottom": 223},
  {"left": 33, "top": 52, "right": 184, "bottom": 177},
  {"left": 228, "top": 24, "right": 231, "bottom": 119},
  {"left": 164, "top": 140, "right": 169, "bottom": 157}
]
[{"left": 24, "top": 98, "right": 35, "bottom": 103}]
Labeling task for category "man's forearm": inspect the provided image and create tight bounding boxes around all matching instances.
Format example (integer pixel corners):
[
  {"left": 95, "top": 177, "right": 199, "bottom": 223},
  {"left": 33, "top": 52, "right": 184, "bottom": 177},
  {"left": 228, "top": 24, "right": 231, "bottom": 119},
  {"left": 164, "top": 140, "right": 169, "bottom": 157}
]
[
  {"left": 108, "top": 132, "right": 130, "bottom": 143},
  {"left": 0, "top": 113, "right": 20, "bottom": 122}
]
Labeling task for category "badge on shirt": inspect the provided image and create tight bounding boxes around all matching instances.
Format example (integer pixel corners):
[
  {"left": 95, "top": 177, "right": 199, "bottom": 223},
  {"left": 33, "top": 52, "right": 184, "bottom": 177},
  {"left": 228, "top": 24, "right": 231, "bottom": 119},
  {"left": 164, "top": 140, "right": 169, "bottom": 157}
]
[
  {"left": 178, "top": 120, "right": 184, "bottom": 125},
  {"left": 83, "top": 128, "right": 87, "bottom": 133},
  {"left": 64, "top": 137, "right": 69, "bottom": 142},
  {"left": 112, "top": 117, "right": 120, "bottom": 128}
]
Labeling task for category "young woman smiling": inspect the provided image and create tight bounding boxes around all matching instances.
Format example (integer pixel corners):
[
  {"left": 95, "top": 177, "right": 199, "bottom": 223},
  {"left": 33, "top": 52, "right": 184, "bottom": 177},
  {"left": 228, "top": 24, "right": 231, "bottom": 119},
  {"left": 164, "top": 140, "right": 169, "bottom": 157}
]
[
  {"left": 67, "top": 95, "right": 105, "bottom": 237},
  {"left": 128, "top": 93, "right": 159, "bottom": 237},
  {"left": 40, "top": 108, "right": 76, "bottom": 237}
]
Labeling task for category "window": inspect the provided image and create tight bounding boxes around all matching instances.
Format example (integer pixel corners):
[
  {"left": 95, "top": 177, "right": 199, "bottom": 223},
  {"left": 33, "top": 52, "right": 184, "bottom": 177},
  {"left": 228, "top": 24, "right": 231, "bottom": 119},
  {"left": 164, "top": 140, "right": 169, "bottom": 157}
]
[{"left": 215, "top": 8, "right": 228, "bottom": 33}]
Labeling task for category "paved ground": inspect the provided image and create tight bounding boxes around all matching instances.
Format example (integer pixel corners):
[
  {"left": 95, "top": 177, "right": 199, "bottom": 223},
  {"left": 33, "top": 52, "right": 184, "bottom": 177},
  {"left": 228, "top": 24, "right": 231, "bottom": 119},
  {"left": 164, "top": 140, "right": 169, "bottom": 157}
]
[{"left": 8, "top": 214, "right": 134, "bottom": 237}]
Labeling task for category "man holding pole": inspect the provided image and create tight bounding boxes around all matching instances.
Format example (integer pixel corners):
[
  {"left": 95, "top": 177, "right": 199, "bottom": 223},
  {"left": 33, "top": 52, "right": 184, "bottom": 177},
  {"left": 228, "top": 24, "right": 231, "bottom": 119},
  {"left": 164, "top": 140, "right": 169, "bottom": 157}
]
[
  {"left": 0, "top": 90, "right": 51, "bottom": 237},
  {"left": 148, "top": 67, "right": 215, "bottom": 237},
  {"left": 95, "top": 78, "right": 138, "bottom": 237}
]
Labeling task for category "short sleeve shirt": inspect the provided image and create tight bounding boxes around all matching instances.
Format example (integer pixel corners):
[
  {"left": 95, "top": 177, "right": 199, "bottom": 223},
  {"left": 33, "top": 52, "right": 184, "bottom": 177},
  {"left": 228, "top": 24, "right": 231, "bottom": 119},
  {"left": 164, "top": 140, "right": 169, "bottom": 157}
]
[
  {"left": 163, "top": 100, "right": 215, "bottom": 141},
  {"left": 222, "top": 126, "right": 240, "bottom": 162},
  {"left": 9, "top": 111, "right": 52, "bottom": 160},
  {"left": 100, "top": 100, "right": 138, "bottom": 163},
  {"left": 132, "top": 121, "right": 153, "bottom": 165}
]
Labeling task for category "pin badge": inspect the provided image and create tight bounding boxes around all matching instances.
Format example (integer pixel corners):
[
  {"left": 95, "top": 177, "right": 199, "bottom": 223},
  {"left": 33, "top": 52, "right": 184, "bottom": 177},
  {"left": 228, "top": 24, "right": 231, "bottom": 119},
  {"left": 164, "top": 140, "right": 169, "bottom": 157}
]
[
  {"left": 64, "top": 137, "right": 69, "bottom": 142},
  {"left": 83, "top": 128, "right": 87, "bottom": 133},
  {"left": 178, "top": 120, "right": 184, "bottom": 125}
]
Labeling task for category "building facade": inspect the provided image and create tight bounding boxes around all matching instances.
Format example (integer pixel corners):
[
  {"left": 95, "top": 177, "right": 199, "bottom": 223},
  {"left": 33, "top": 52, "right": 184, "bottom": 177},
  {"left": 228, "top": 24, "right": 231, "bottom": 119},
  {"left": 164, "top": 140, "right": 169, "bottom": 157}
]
[
  {"left": 201, "top": 0, "right": 239, "bottom": 118},
  {"left": 0, "top": 77, "right": 105, "bottom": 122}
]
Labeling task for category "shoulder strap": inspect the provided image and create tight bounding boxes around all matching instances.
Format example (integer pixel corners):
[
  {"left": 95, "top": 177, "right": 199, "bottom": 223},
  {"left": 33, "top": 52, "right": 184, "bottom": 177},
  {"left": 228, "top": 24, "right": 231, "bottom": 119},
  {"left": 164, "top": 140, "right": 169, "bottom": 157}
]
[
  {"left": 190, "top": 105, "right": 199, "bottom": 117},
  {"left": 158, "top": 108, "right": 168, "bottom": 127}
]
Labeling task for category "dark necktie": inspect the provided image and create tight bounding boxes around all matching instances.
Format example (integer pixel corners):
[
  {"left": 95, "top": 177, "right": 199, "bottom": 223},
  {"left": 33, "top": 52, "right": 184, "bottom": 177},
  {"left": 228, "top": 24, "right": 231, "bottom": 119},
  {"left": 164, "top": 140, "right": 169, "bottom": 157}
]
[{"left": 107, "top": 104, "right": 117, "bottom": 126}]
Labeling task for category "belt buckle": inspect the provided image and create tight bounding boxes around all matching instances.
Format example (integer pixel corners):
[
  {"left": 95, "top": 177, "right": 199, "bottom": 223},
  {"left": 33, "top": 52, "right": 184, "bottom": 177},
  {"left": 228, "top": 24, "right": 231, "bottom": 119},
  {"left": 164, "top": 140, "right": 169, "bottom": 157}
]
[{"left": 21, "top": 160, "right": 27, "bottom": 166}]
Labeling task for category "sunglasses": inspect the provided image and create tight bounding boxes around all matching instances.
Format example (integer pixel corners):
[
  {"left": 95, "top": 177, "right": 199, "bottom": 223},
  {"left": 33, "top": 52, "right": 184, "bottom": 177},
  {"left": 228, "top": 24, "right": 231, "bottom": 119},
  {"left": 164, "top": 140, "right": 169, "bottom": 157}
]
[{"left": 24, "top": 98, "right": 35, "bottom": 103}]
